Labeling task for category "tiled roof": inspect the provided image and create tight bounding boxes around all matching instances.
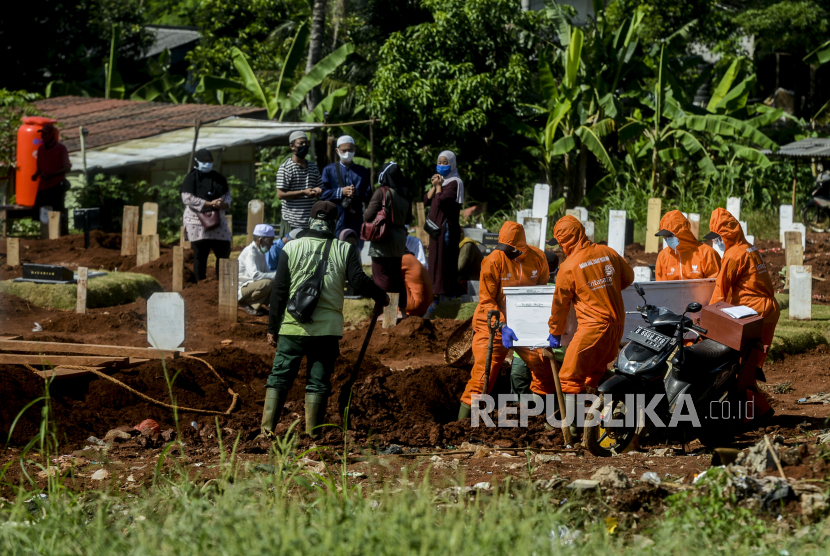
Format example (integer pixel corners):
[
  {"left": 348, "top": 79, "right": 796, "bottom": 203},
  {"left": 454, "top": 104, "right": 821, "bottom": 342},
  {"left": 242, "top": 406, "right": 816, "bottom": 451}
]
[{"left": 33, "top": 96, "right": 265, "bottom": 153}]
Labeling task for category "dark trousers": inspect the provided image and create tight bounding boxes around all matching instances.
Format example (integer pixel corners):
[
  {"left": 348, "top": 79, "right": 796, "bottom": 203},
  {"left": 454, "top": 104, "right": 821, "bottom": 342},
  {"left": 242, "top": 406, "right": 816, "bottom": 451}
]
[
  {"left": 267, "top": 335, "right": 341, "bottom": 395},
  {"left": 191, "top": 239, "right": 231, "bottom": 282},
  {"left": 34, "top": 181, "right": 69, "bottom": 235},
  {"left": 371, "top": 256, "right": 406, "bottom": 309}
]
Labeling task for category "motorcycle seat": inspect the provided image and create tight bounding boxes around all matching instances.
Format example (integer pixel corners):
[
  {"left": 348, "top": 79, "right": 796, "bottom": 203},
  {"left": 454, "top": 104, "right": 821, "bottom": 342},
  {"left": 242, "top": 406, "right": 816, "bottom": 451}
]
[{"left": 673, "top": 339, "right": 736, "bottom": 377}]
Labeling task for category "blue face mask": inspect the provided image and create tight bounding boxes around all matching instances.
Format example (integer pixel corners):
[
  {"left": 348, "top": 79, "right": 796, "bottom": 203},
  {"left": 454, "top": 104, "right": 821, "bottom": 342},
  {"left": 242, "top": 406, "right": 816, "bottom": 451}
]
[
  {"left": 197, "top": 161, "right": 213, "bottom": 173},
  {"left": 666, "top": 236, "right": 680, "bottom": 250},
  {"left": 436, "top": 164, "right": 451, "bottom": 177}
]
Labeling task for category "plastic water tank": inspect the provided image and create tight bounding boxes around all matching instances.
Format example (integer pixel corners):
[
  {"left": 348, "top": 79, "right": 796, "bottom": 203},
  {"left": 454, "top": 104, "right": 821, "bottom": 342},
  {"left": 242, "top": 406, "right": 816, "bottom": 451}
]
[{"left": 15, "top": 116, "right": 59, "bottom": 207}]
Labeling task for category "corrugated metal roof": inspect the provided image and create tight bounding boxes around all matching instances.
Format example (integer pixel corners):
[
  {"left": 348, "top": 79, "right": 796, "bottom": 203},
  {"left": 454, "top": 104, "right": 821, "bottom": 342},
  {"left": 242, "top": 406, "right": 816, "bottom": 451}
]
[
  {"left": 72, "top": 117, "right": 325, "bottom": 171},
  {"left": 144, "top": 26, "right": 201, "bottom": 59},
  {"left": 762, "top": 138, "right": 830, "bottom": 158}
]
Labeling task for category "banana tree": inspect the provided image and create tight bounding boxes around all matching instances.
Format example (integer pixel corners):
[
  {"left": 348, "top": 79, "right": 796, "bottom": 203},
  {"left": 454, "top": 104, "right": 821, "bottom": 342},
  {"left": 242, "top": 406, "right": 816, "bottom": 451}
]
[{"left": 131, "top": 49, "right": 190, "bottom": 103}]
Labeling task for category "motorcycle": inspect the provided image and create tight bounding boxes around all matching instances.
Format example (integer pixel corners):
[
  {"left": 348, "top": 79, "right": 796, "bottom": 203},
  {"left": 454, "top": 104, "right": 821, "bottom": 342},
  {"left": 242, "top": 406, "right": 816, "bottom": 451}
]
[
  {"left": 802, "top": 165, "right": 830, "bottom": 231},
  {"left": 583, "top": 283, "right": 761, "bottom": 457}
]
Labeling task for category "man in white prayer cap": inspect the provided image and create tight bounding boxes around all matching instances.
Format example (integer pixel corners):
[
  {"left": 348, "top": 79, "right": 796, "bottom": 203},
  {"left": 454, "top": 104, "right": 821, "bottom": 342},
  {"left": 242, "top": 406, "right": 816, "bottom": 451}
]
[
  {"left": 320, "top": 135, "right": 372, "bottom": 242},
  {"left": 237, "top": 223, "right": 277, "bottom": 316}
]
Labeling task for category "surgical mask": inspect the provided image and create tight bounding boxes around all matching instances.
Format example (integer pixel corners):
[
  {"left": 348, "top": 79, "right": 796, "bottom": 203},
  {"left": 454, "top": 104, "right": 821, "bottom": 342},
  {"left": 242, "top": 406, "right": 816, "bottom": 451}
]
[
  {"left": 295, "top": 144, "right": 309, "bottom": 159},
  {"left": 436, "top": 164, "right": 451, "bottom": 176},
  {"left": 197, "top": 161, "right": 213, "bottom": 173},
  {"left": 666, "top": 236, "right": 679, "bottom": 250},
  {"left": 260, "top": 244, "right": 270, "bottom": 254},
  {"left": 338, "top": 151, "right": 355, "bottom": 163},
  {"left": 713, "top": 237, "right": 725, "bottom": 251}
]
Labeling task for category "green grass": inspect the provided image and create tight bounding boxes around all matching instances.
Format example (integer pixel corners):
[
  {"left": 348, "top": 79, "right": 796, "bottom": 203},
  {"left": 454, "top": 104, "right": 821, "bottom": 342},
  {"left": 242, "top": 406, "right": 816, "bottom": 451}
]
[{"left": 0, "top": 272, "right": 162, "bottom": 310}]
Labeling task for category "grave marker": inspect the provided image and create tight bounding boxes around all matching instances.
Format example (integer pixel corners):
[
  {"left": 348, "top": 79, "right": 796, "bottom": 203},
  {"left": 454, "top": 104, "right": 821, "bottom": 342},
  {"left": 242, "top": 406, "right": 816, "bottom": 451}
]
[
  {"left": 137, "top": 234, "right": 152, "bottom": 266},
  {"left": 645, "top": 198, "right": 662, "bottom": 253},
  {"left": 516, "top": 209, "right": 532, "bottom": 227},
  {"left": 147, "top": 292, "right": 186, "bottom": 350},
  {"left": 746, "top": 235, "right": 755, "bottom": 245},
  {"left": 141, "top": 202, "right": 158, "bottom": 236},
  {"left": 172, "top": 246, "right": 183, "bottom": 292},
  {"left": 779, "top": 205, "right": 794, "bottom": 243},
  {"left": 784, "top": 230, "right": 804, "bottom": 254},
  {"left": 48, "top": 211, "right": 60, "bottom": 239},
  {"left": 789, "top": 265, "right": 812, "bottom": 320},
  {"left": 39, "top": 207, "right": 51, "bottom": 239},
  {"left": 781, "top": 223, "right": 807, "bottom": 250},
  {"left": 416, "top": 202, "right": 428, "bottom": 247},
  {"left": 226, "top": 215, "right": 233, "bottom": 237},
  {"left": 726, "top": 197, "right": 741, "bottom": 221},
  {"left": 565, "top": 209, "right": 580, "bottom": 219},
  {"left": 688, "top": 213, "right": 701, "bottom": 239},
  {"left": 523, "top": 217, "right": 543, "bottom": 249},
  {"left": 582, "top": 220, "right": 595, "bottom": 242},
  {"left": 608, "top": 210, "right": 627, "bottom": 257},
  {"left": 739, "top": 220, "right": 748, "bottom": 237},
  {"left": 6, "top": 238, "right": 19, "bottom": 266},
  {"left": 532, "top": 183, "right": 550, "bottom": 218},
  {"left": 76, "top": 267, "right": 88, "bottom": 314},
  {"left": 246, "top": 200, "right": 265, "bottom": 245},
  {"left": 218, "top": 258, "right": 239, "bottom": 323},
  {"left": 121, "top": 206, "right": 139, "bottom": 256},
  {"left": 574, "top": 206, "right": 588, "bottom": 221},
  {"left": 150, "top": 234, "right": 160, "bottom": 262},
  {"left": 180, "top": 226, "right": 191, "bottom": 249},
  {"left": 383, "top": 293, "right": 400, "bottom": 329},
  {"left": 634, "top": 266, "right": 652, "bottom": 282},
  {"left": 785, "top": 232, "right": 804, "bottom": 268}
]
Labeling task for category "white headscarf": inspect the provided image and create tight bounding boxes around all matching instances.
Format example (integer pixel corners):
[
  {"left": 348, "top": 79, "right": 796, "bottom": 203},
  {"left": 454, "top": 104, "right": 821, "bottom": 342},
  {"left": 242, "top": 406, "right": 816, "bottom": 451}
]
[{"left": 438, "top": 150, "right": 464, "bottom": 205}]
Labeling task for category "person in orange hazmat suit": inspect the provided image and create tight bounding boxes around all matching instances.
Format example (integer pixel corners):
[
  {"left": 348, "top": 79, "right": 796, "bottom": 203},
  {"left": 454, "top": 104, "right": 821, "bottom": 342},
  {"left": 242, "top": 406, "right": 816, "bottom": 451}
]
[
  {"left": 458, "top": 221, "right": 557, "bottom": 419},
  {"left": 548, "top": 216, "right": 634, "bottom": 398},
  {"left": 401, "top": 251, "right": 432, "bottom": 317},
  {"left": 655, "top": 210, "right": 720, "bottom": 281},
  {"left": 705, "top": 207, "right": 778, "bottom": 418}
]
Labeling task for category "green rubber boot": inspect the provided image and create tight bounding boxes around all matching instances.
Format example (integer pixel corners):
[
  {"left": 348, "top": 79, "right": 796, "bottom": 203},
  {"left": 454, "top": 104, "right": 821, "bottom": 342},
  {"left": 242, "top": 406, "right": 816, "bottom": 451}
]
[
  {"left": 305, "top": 393, "right": 328, "bottom": 439},
  {"left": 565, "top": 394, "right": 580, "bottom": 440},
  {"left": 261, "top": 388, "right": 288, "bottom": 436},
  {"left": 458, "top": 402, "right": 472, "bottom": 421}
]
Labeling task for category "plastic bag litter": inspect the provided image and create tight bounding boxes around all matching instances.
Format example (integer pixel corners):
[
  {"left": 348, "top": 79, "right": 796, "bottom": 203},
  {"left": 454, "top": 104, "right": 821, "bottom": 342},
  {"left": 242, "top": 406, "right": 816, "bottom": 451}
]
[
  {"left": 552, "top": 525, "right": 582, "bottom": 546},
  {"left": 640, "top": 471, "right": 661, "bottom": 485},
  {"left": 32, "top": 323, "right": 42, "bottom": 332}
]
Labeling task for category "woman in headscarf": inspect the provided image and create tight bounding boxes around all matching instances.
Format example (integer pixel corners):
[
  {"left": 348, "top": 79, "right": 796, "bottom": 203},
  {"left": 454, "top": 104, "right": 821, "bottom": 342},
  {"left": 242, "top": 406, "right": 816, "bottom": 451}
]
[
  {"left": 424, "top": 150, "right": 463, "bottom": 311},
  {"left": 181, "top": 149, "right": 232, "bottom": 282},
  {"left": 364, "top": 162, "right": 412, "bottom": 317}
]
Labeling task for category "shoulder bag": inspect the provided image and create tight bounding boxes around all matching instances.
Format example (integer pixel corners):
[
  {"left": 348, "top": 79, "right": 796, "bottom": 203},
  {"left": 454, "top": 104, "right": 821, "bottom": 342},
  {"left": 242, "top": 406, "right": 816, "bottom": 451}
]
[
  {"left": 286, "top": 238, "right": 334, "bottom": 324},
  {"left": 360, "top": 186, "right": 393, "bottom": 242},
  {"left": 197, "top": 210, "right": 221, "bottom": 231}
]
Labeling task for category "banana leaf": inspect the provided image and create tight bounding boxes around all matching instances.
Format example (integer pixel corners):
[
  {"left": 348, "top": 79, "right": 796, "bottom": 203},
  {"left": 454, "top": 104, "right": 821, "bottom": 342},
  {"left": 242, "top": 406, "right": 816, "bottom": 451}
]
[
  {"left": 575, "top": 126, "right": 616, "bottom": 174},
  {"left": 551, "top": 135, "right": 576, "bottom": 155},
  {"left": 804, "top": 40, "right": 830, "bottom": 65},
  {"left": 673, "top": 129, "right": 716, "bottom": 175},
  {"left": 563, "top": 28, "right": 583, "bottom": 90},
  {"left": 231, "top": 47, "right": 276, "bottom": 119},
  {"left": 276, "top": 21, "right": 310, "bottom": 103},
  {"left": 673, "top": 115, "right": 777, "bottom": 150},
  {"left": 707, "top": 58, "right": 742, "bottom": 113},
  {"left": 732, "top": 146, "right": 772, "bottom": 168},
  {"left": 307, "top": 87, "right": 350, "bottom": 122},
  {"left": 282, "top": 43, "right": 356, "bottom": 116}
]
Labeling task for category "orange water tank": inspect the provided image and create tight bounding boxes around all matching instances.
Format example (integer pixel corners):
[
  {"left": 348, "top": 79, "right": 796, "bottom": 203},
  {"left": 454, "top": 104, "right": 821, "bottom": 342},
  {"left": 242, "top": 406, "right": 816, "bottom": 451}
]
[{"left": 15, "top": 116, "right": 59, "bottom": 207}]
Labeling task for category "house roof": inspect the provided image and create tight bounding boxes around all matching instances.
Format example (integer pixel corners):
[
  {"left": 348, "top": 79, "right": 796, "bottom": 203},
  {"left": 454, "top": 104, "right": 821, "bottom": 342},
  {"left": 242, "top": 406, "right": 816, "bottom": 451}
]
[
  {"left": 69, "top": 117, "right": 326, "bottom": 172},
  {"left": 34, "top": 96, "right": 265, "bottom": 153},
  {"left": 143, "top": 25, "right": 201, "bottom": 62},
  {"left": 762, "top": 138, "right": 830, "bottom": 159}
]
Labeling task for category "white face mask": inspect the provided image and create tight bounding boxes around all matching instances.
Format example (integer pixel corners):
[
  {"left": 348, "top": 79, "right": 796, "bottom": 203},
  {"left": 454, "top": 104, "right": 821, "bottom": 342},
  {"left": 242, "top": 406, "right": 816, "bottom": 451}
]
[
  {"left": 713, "top": 237, "right": 725, "bottom": 251},
  {"left": 197, "top": 161, "right": 213, "bottom": 173},
  {"left": 338, "top": 150, "right": 355, "bottom": 163},
  {"left": 666, "top": 236, "right": 680, "bottom": 250}
]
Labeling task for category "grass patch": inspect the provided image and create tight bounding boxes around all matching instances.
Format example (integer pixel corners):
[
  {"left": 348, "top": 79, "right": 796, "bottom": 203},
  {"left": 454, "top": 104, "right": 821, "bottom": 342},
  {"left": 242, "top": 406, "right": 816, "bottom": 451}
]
[
  {"left": 0, "top": 272, "right": 162, "bottom": 310},
  {"left": 344, "top": 298, "right": 375, "bottom": 323},
  {"left": 433, "top": 300, "right": 477, "bottom": 321}
]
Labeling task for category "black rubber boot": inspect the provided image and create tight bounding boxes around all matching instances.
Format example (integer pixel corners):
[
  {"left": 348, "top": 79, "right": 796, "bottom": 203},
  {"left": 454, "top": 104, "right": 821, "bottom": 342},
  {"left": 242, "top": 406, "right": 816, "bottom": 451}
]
[
  {"left": 261, "top": 388, "right": 288, "bottom": 436},
  {"left": 305, "top": 393, "right": 328, "bottom": 439},
  {"left": 458, "top": 402, "right": 472, "bottom": 421}
]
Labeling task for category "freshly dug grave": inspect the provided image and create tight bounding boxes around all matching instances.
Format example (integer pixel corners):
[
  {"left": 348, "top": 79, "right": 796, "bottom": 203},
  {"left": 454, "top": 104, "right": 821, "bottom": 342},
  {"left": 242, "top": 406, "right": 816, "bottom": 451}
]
[{"left": 0, "top": 272, "right": 162, "bottom": 309}]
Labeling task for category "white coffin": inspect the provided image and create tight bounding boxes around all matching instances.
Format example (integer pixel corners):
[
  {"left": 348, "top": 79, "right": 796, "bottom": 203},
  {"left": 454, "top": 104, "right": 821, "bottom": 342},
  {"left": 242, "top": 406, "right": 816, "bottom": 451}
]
[
  {"left": 504, "top": 286, "right": 577, "bottom": 348},
  {"left": 622, "top": 278, "right": 717, "bottom": 338}
]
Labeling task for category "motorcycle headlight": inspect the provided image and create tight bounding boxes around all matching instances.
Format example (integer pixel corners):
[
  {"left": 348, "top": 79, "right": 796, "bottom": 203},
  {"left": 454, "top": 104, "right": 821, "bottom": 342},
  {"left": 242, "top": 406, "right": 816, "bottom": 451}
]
[
  {"left": 618, "top": 348, "right": 655, "bottom": 374},
  {"left": 623, "top": 360, "right": 643, "bottom": 373}
]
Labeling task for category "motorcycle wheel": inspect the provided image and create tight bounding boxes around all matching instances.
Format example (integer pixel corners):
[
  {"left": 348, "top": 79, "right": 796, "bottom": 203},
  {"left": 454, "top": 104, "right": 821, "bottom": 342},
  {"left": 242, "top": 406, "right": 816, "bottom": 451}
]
[
  {"left": 802, "top": 204, "right": 830, "bottom": 230},
  {"left": 584, "top": 393, "right": 636, "bottom": 457}
]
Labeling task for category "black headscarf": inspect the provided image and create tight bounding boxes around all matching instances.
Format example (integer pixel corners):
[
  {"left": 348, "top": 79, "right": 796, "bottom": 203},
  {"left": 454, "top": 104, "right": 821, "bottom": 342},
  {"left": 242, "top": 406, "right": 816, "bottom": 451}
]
[
  {"left": 378, "top": 161, "right": 411, "bottom": 200},
  {"left": 180, "top": 148, "right": 228, "bottom": 202}
]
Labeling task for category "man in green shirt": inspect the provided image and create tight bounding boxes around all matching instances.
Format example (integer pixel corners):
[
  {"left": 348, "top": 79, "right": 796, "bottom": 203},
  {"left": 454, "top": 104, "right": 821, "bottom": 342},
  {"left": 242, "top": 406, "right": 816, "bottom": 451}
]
[{"left": 263, "top": 200, "right": 388, "bottom": 439}]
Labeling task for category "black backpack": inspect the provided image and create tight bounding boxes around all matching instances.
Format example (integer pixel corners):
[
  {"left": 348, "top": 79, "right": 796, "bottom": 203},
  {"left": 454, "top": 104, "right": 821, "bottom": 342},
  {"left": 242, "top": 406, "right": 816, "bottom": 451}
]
[{"left": 286, "top": 238, "right": 334, "bottom": 324}]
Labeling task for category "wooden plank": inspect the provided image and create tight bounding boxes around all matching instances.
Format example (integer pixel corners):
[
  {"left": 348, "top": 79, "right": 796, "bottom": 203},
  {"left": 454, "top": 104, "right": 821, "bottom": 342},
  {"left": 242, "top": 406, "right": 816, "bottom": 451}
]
[
  {"left": 416, "top": 202, "right": 428, "bottom": 247},
  {"left": 172, "top": 246, "right": 183, "bottom": 292},
  {"left": 149, "top": 234, "right": 160, "bottom": 262},
  {"left": 6, "top": 237, "right": 19, "bottom": 266},
  {"left": 226, "top": 214, "right": 233, "bottom": 237},
  {"left": 180, "top": 226, "right": 191, "bottom": 250},
  {"left": 0, "top": 340, "right": 180, "bottom": 359},
  {"left": 36, "top": 366, "right": 104, "bottom": 379},
  {"left": 219, "top": 258, "right": 239, "bottom": 323},
  {"left": 0, "top": 354, "right": 129, "bottom": 366},
  {"left": 246, "top": 200, "right": 264, "bottom": 245},
  {"left": 48, "top": 211, "right": 61, "bottom": 239},
  {"left": 121, "top": 206, "right": 139, "bottom": 256},
  {"left": 0, "top": 335, "right": 22, "bottom": 341},
  {"left": 644, "top": 198, "right": 661, "bottom": 253},
  {"left": 76, "top": 266, "right": 88, "bottom": 314},
  {"left": 382, "top": 292, "right": 400, "bottom": 329},
  {"left": 137, "top": 234, "right": 152, "bottom": 266},
  {"left": 141, "top": 202, "right": 159, "bottom": 236},
  {"left": 182, "top": 350, "right": 209, "bottom": 357}
]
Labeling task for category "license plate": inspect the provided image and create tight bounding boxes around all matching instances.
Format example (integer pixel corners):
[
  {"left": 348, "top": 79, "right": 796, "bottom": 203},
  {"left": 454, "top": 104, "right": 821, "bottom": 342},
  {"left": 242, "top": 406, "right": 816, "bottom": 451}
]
[{"left": 626, "top": 327, "right": 672, "bottom": 352}]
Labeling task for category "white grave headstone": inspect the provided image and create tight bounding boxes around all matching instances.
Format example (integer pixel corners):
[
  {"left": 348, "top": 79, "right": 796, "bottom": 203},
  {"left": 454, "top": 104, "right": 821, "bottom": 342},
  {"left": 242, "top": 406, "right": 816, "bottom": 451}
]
[
  {"left": 713, "top": 238, "right": 725, "bottom": 259},
  {"left": 532, "top": 183, "right": 550, "bottom": 218},
  {"left": 523, "top": 217, "right": 543, "bottom": 249},
  {"left": 688, "top": 213, "right": 701, "bottom": 239},
  {"left": 739, "top": 220, "right": 748, "bottom": 237},
  {"left": 581, "top": 220, "right": 595, "bottom": 242},
  {"left": 147, "top": 293, "right": 185, "bottom": 351},
  {"left": 574, "top": 206, "right": 588, "bottom": 221},
  {"left": 608, "top": 210, "right": 627, "bottom": 257},
  {"left": 726, "top": 197, "right": 741, "bottom": 221},
  {"left": 789, "top": 265, "right": 812, "bottom": 320},
  {"left": 634, "top": 266, "right": 652, "bottom": 282},
  {"left": 360, "top": 241, "right": 372, "bottom": 265},
  {"left": 538, "top": 217, "right": 548, "bottom": 249},
  {"left": 779, "top": 205, "right": 794, "bottom": 244},
  {"left": 516, "top": 209, "right": 532, "bottom": 227},
  {"left": 746, "top": 235, "right": 755, "bottom": 245},
  {"left": 782, "top": 223, "right": 807, "bottom": 250}
]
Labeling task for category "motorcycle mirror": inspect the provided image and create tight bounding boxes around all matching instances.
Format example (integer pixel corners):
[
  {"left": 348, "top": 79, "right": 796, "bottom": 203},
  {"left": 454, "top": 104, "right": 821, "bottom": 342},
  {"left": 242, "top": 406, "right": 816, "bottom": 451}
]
[
  {"left": 634, "top": 283, "right": 645, "bottom": 297},
  {"left": 685, "top": 302, "right": 702, "bottom": 314}
]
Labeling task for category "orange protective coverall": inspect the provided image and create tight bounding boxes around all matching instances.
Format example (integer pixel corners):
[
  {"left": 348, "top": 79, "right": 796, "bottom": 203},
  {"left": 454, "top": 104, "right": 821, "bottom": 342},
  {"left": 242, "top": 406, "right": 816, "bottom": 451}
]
[
  {"left": 461, "top": 222, "right": 557, "bottom": 406},
  {"left": 656, "top": 210, "right": 721, "bottom": 281},
  {"left": 708, "top": 207, "right": 778, "bottom": 416},
  {"left": 402, "top": 253, "right": 432, "bottom": 317},
  {"left": 549, "top": 216, "right": 634, "bottom": 394}
]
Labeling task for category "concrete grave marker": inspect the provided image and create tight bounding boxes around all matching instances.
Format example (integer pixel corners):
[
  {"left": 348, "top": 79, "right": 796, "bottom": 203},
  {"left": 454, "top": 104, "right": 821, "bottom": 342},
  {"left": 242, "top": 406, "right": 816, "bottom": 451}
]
[
  {"left": 48, "top": 211, "right": 60, "bottom": 239},
  {"left": 789, "top": 265, "right": 812, "bottom": 320},
  {"left": 150, "top": 234, "right": 160, "bottom": 262},
  {"left": 532, "top": 183, "right": 550, "bottom": 218},
  {"left": 172, "top": 246, "right": 183, "bottom": 292},
  {"left": 141, "top": 202, "right": 158, "bottom": 236},
  {"left": 416, "top": 202, "right": 428, "bottom": 247},
  {"left": 634, "top": 266, "right": 652, "bottom": 282},
  {"left": 121, "top": 206, "right": 139, "bottom": 256},
  {"left": 779, "top": 205, "right": 794, "bottom": 243},
  {"left": 76, "top": 267, "right": 88, "bottom": 314},
  {"left": 688, "top": 213, "right": 700, "bottom": 239},
  {"left": 781, "top": 223, "right": 807, "bottom": 250},
  {"left": 137, "top": 235, "right": 152, "bottom": 266},
  {"left": 383, "top": 293, "right": 400, "bottom": 329},
  {"left": 784, "top": 230, "right": 804, "bottom": 253},
  {"left": 565, "top": 209, "right": 580, "bottom": 219},
  {"left": 645, "top": 198, "right": 662, "bottom": 253},
  {"left": 147, "top": 292, "right": 186, "bottom": 351},
  {"left": 608, "top": 210, "right": 627, "bottom": 257},
  {"left": 516, "top": 209, "right": 532, "bottom": 227},
  {"left": 582, "top": 220, "right": 595, "bottom": 242},
  {"left": 6, "top": 238, "right": 19, "bottom": 266},
  {"left": 726, "top": 197, "right": 741, "bottom": 221},
  {"left": 218, "top": 258, "right": 239, "bottom": 323},
  {"left": 523, "top": 217, "right": 543, "bottom": 250},
  {"left": 574, "top": 206, "right": 588, "bottom": 221},
  {"left": 785, "top": 232, "right": 804, "bottom": 267},
  {"left": 739, "top": 220, "right": 748, "bottom": 237},
  {"left": 39, "top": 206, "right": 51, "bottom": 239},
  {"left": 246, "top": 200, "right": 265, "bottom": 245},
  {"left": 180, "top": 226, "right": 191, "bottom": 249},
  {"left": 746, "top": 235, "right": 755, "bottom": 245}
]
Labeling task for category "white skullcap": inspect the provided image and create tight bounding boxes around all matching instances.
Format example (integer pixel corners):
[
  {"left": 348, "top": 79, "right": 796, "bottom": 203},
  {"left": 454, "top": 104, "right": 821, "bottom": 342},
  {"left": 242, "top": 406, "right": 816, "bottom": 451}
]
[
  {"left": 253, "top": 224, "right": 275, "bottom": 238},
  {"left": 336, "top": 135, "right": 355, "bottom": 147},
  {"left": 288, "top": 130, "right": 307, "bottom": 144},
  {"left": 288, "top": 228, "right": 303, "bottom": 239}
]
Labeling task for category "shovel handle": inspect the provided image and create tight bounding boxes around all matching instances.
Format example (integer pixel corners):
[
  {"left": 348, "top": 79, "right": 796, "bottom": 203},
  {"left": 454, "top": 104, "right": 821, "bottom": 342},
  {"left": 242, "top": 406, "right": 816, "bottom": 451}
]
[
  {"left": 482, "top": 311, "right": 500, "bottom": 397},
  {"left": 544, "top": 347, "right": 572, "bottom": 446}
]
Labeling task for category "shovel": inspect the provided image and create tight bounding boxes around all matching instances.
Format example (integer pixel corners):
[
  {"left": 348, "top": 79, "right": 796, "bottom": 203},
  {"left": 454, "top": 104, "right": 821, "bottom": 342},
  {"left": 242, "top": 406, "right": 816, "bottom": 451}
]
[
  {"left": 543, "top": 347, "right": 573, "bottom": 446},
  {"left": 338, "top": 307, "right": 381, "bottom": 417},
  {"left": 481, "top": 310, "right": 500, "bottom": 398}
]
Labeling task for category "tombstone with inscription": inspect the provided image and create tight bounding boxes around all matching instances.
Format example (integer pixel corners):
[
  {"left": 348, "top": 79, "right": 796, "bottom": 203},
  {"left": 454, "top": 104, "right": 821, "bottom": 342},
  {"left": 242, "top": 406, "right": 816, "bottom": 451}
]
[{"left": 147, "top": 293, "right": 185, "bottom": 351}]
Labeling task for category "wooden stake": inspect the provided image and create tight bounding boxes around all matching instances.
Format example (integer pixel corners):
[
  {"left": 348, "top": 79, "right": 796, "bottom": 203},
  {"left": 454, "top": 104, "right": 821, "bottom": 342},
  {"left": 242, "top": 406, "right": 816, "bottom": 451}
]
[
  {"left": 48, "top": 211, "right": 60, "bottom": 239},
  {"left": 180, "top": 226, "right": 191, "bottom": 249},
  {"left": 382, "top": 292, "right": 399, "bottom": 328},
  {"left": 645, "top": 198, "right": 661, "bottom": 253},
  {"left": 6, "top": 237, "right": 19, "bottom": 266},
  {"left": 137, "top": 234, "right": 152, "bottom": 266},
  {"left": 246, "top": 200, "right": 264, "bottom": 245},
  {"left": 141, "top": 202, "right": 159, "bottom": 236},
  {"left": 219, "top": 258, "right": 239, "bottom": 323},
  {"left": 76, "top": 266, "right": 88, "bottom": 314},
  {"left": 226, "top": 214, "right": 233, "bottom": 237},
  {"left": 416, "top": 202, "right": 428, "bottom": 247},
  {"left": 149, "top": 234, "right": 160, "bottom": 262},
  {"left": 121, "top": 206, "right": 139, "bottom": 256},
  {"left": 172, "top": 246, "right": 184, "bottom": 292}
]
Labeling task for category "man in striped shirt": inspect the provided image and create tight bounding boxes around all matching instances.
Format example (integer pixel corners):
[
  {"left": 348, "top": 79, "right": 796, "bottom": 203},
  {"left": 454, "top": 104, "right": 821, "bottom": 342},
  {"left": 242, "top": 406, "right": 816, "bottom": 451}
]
[{"left": 276, "top": 131, "right": 323, "bottom": 236}]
